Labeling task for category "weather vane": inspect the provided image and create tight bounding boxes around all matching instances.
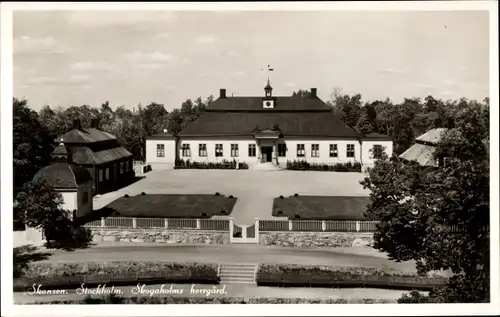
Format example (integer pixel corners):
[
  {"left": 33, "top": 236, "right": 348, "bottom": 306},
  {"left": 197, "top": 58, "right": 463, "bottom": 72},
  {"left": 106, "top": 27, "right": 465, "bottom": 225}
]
[{"left": 261, "top": 64, "right": 274, "bottom": 82}]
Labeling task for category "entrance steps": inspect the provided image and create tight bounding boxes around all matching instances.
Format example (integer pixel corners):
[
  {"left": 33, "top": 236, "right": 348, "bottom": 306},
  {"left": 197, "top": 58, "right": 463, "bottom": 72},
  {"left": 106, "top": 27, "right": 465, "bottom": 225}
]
[
  {"left": 219, "top": 263, "right": 257, "bottom": 284},
  {"left": 250, "top": 163, "right": 282, "bottom": 171}
]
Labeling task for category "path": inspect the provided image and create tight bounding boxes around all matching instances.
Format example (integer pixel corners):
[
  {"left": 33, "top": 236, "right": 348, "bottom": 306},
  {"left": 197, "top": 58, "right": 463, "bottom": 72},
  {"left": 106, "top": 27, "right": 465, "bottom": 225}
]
[
  {"left": 14, "top": 283, "right": 405, "bottom": 304},
  {"left": 34, "top": 243, "right": 419, "bottom": 272},
  {"left": 93, "top": 170, "right": 370, "bottom": 225}
]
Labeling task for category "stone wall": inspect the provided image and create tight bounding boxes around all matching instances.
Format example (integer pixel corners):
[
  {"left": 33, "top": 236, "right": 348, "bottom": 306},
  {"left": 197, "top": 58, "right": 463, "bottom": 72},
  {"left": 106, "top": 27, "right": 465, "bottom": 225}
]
[
  {"left": 91, "top": 229, "right": 230, "bottom": 245},
  {"left": 259, "top": 231, "right": 374, "bottom": 248}
]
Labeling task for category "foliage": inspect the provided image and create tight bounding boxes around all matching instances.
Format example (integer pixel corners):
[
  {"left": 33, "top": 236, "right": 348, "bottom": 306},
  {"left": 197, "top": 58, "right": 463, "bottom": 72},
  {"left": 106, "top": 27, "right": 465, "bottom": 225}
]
[
  {"left": 175, "top": 158, "right": 248, "bottom": 170},
  {"left": 286, "top": 160, "right": 361, "bottom": 172},
  {"left": 19, "top": 261, "right": 218, "bottom": 278},
  {"left": 257, "top": 264, "right": 441, "bottom": 277},
  {"left": 15, "top": 179, "right": 67, "bottom": 231},
  {"left": 360, "top": 101, "right": 490, "bottom": 303},
  {"left": 13, "top": 98, "right": 54, "bottom": 197}
]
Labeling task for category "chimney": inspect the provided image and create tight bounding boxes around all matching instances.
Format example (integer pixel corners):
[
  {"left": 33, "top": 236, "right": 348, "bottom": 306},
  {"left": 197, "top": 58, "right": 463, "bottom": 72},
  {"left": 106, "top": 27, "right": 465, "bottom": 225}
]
[
  {"left": 90, "top": 118, "right": 100, "bottom": 129},
  {"left": 72, "top": 119, "right": 81, "bottom": 130},
  {"left": 311, "top": 88, "right": 317, "bottom": 98},
  {"left": 220, "top": 88, "right": 226, "bottom": 99}
]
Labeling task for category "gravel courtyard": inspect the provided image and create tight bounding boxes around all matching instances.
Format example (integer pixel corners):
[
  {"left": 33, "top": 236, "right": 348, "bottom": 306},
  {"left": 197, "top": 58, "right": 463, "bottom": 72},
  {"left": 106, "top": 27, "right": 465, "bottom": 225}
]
[{"left": 94, "top": 170, "right": 370, "bottom": 225}]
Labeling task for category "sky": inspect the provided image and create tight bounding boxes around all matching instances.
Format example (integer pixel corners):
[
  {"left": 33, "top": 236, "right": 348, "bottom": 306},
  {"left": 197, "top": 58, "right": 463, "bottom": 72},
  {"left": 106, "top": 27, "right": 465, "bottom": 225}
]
[{"left": 13, "top": 10, "right": 490, "bottom": 111}]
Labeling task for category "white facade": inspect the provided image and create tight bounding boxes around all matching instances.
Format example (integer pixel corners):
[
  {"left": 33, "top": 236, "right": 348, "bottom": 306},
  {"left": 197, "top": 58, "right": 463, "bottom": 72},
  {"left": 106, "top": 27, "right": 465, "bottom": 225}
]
[
  {"left": 145, "top": 139, "right": 177, "bottom": 170},
  {"left": 58, "top": 180, "right": 93, "bottom": 220},
  {"left": 360, "top": 140, "right": 394, "bottom": 170},
  {"left": 146, "top": 137, "right": 393, "bottom": 170}
]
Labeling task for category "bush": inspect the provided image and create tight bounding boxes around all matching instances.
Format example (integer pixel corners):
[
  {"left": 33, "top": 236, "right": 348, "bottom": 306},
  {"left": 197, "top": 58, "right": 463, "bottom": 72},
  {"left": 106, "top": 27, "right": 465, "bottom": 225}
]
[
  {"left": 286, "top": 160, "right": 362, "bottom": 172},
  {"left": 141, "top": 192, "right": 146, "bottom": 196},
  {"left": 279, "top": 195, "right": 284, "bottom": 199},
  {"left": 229, "top": 195, "right": 233, "bottom": 199},
  {"left": 256, "top": 264, "right": 447, "bottom": 290},
  {"left": 175, "top": 159, "right": 247, "bottom": 170},
  {"left": 15, "top": 262, "right": 219, "bottom": 291},
  {"left": 397, "top": 290, "right": 433, "bottom": 303},
  {"left": 124, "top": 194, "right": 129, "bottom": 198}
]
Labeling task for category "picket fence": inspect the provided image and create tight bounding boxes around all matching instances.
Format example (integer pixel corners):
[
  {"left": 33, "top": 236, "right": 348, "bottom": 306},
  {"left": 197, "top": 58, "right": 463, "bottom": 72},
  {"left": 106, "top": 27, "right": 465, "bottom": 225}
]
[{"left": 83, "top": 217, "right": 379, "bottom": 232}]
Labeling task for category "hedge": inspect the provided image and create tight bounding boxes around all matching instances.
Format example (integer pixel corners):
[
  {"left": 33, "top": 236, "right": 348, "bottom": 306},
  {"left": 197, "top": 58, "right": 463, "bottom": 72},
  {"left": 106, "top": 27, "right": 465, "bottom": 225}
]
[
  {"left": 32, "top": 296, "right": 396, "bottom": 304},
  {"left": 175, "top": 159, "right": 249, "bottom": 170},
  {"left": 14, "top": 262, "right": 218, "bottom": 292},
  {"left": 286, "top": 160, "right": 361, "bottom": 172},
  {"left": 256, "top": 264, "right": 447, "bottom": 291}
]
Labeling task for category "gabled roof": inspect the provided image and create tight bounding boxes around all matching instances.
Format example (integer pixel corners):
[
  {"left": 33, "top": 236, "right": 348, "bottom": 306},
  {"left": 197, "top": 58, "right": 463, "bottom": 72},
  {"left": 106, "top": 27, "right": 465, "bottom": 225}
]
[
  {"left": 178, "top": 111, "right": 360, "bottom": 138},
  {"left": 68, "top": 146, "right": 133, "bottom": 165},
  {"left": 57, "top": 128, "right": 117, "bottom": 144},
  {"left": 416, "top": 128, "right": 448, "bottom": 145},
  {"left": 33, "top": 162, "right": 92, "bottom": 190},
  {"left": 207, "top": 96, "right": 332, "bottom": 111},
  {"left": 399, "top": 143, "right": 437, "bottom": 167},
  {"left": 362, "top": 132, "right": 392, "bottom": 141},
  {"left": 147, "top": 131, "right": 176, "bottom": 140}
]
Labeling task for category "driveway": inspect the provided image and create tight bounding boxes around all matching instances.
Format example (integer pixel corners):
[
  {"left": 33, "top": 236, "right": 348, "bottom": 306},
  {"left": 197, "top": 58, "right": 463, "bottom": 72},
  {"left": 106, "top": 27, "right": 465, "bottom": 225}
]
[{"left": 94, "top": 170, "right": 369, "bottom": 225}]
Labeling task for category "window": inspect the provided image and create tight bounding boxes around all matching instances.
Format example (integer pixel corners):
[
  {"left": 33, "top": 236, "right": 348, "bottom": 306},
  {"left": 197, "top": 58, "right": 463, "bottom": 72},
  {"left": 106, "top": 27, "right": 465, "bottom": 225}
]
[
  {"left": 105, "top": 168, "right": 110, "bottom": 180},
  {"left": 371, "top": 145, "right": 383, "bottom": 159},
  {"left": 278, "top": 144, "right": 287, "bottom": 157},
  {"left": 330, "top": 144, "right": 338, "bottom": 157},
  {"left": 311, "top": 144, "right": 319, "bottom": 157},
  {"left": 297, "top": 144, "right": 305, "bottom": 157},
  {"left": 157, "top": 144, "right": 165, "bottom": 157},
  {"left": 120, "top": 162, "right": 124, "bottom": 174},
  {"left": 215, "top": 144, "right": 223, "bottom": 157},
  {"left": 248, "top": 144, "right": 256, "bottom": 157},
  {"left": 182, "top": 144, "right": 191, "bottom": 157},
  {"left": 347, "top": 144, "right": 355, "bottom": 158},
  {"left": 199, "top": 144, "right": 207, "bottom": 157},
  {"left": 231, "top": 144, "right": 239, "bottom": 157},
  {"left": 99, "top": 169, "right": 104, "bottom": 182},
  {"left": 82, "top": 191, "right": 89, "bottom": 206}
]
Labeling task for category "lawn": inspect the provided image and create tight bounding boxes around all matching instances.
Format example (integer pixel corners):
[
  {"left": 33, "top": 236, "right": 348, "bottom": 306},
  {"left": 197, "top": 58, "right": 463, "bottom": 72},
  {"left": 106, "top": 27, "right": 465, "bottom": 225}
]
[
  {"left": 272, "top": 196, "right": 370, "bottom": 220},
  {"left": 100, "top": 194, "right": 237, "bottom": 219}
]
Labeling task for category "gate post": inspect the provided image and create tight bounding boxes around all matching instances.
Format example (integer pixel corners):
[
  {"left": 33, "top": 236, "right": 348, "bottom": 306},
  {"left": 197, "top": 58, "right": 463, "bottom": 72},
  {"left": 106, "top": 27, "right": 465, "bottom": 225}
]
[
  {"left": 255, "top": 218, "right": 260, "bottom": 243},
  {"left": 229, "top": 218, "right": 234, "bottom": 243}
]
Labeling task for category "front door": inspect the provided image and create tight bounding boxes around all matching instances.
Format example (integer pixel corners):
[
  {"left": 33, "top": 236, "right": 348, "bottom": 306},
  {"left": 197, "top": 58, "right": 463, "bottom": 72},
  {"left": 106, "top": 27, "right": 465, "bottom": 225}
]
[{"left": 261, "top": 147, "right": 272, "bottom": 162}]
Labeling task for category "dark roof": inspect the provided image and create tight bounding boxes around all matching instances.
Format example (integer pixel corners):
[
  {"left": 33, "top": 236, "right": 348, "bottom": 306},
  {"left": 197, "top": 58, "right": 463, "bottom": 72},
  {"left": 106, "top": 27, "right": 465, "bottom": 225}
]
[
  {"left": 147, "top": 131, "right": 176, "bottom": 140},
  {"left": 178, "top": 111, "right": 360, "bottom": 138},
  {"left": 33, "top": 162, "right": 92, "bottom": 189},
  {"left": 68, "top": 146, "right": 133, "bottom": 165},
  {"left": 57, "top": 128, "right": 117, "bottom": 144},
  {"left": 52, "top": 143, "right": 68, "bottom": 156},
  {"left": 207, "top": 96, "right": 332, "bottom": 111},
  {"left": 362, "top": 132, "right": 392, "bottom": 141}
]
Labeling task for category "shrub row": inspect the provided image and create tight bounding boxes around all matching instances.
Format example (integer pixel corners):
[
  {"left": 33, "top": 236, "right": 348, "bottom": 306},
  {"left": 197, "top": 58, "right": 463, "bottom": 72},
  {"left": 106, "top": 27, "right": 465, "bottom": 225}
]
[
  {"left": 257, "top": 264, "right": 447, "bottom": 291},
  {"left": 33, "top": 296, "right": 396, "bottom": 304},
  {"left": 14, "top": 262, "right": 218, "bottom": 292},
  {"left": 286, "top": 160, "right": 362, "bottom": 172},
  {"left": 175, "top": 159, "right": 249, "bottom": 170}
]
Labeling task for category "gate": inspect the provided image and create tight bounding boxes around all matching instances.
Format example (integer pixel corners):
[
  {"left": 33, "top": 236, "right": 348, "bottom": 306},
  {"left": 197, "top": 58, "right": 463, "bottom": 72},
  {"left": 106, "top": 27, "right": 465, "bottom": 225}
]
[{"left": 230, "top": 220, "right": 259, "bottom": 244}]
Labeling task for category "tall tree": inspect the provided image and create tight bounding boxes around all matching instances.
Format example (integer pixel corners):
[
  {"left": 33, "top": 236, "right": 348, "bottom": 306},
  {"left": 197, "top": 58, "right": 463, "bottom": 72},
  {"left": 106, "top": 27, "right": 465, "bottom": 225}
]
[
  {"left": 13, "top": 98, "right": 54, "bottom": 196},
  {"left": 360, "top": 100, "right": 490, "bottom": 303}
]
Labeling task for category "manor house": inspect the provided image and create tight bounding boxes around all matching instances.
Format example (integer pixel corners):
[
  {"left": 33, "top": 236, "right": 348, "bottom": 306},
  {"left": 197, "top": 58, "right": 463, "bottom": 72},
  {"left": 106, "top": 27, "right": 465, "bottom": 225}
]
[{"left": 146, "top": 81, "right": 393, "bottom": 170}]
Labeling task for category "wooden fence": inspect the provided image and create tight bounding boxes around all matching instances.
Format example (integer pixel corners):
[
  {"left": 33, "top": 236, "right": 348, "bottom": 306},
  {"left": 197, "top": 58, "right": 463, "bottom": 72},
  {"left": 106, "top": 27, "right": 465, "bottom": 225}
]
[
  {"left": 83, "top": 217, "right": 229, "bottom": 231},
  {"left": 84, "top": 217, "right": 379, "bottom": 233},
  {"left": 258, "top": 220, "right": 379, "bottom": 232}
]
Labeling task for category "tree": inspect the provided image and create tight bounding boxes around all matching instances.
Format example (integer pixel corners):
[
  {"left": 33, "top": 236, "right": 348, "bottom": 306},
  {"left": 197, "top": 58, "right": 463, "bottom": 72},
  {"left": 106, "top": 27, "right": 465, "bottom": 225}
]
[
  {"left": 355, "top": 111, "right": 375, "bottom": 135},
  {"left": 292, "top": 89, "right": 311, "bottom": 98},
  {"left": 13, "top": 98, "right": 54, "bottom": 196},
  {"left": 15, "top": 179, "right": 93, "bottom": 249},
  {"left": 360, "top": 100, "right": 490, "bottom": 302}
]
